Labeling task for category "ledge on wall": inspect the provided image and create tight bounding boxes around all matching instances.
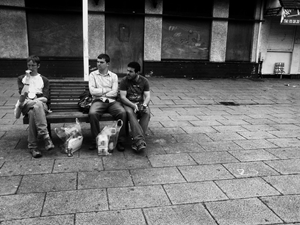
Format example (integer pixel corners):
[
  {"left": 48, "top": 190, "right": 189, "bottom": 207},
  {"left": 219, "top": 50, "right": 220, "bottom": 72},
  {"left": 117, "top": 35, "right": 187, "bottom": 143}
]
[{"left": 143, "top": 61, "right": 259, "bottom": 80}]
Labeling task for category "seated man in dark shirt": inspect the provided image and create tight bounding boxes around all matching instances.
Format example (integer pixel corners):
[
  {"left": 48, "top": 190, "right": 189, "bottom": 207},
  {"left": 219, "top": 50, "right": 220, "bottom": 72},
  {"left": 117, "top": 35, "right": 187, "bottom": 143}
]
[{"left": 119, "top": 62, "right": 151, "bottom": 152}]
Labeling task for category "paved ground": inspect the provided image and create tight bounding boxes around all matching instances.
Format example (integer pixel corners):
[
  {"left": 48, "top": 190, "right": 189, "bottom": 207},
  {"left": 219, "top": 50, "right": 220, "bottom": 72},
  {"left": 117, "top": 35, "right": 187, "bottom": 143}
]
[{"left": 1, "top": 77, "right": 300, "bottom": 225}]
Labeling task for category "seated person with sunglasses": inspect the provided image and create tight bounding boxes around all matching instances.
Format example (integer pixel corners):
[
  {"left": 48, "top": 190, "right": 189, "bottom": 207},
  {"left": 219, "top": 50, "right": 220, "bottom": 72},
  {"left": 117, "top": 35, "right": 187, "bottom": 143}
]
[{"left": 88, "top": 53, "right": 127, "bottom": 151}]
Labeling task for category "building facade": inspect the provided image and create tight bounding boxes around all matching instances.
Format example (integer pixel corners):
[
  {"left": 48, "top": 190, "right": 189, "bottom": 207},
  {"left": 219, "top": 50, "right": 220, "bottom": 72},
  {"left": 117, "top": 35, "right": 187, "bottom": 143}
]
[{"left": 1, "top": 0, "right": 295, "bottom": 79}]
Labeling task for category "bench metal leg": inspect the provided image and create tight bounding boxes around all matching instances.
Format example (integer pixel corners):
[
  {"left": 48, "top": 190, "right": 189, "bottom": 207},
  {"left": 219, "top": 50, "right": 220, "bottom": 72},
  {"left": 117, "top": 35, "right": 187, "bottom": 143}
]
[{"left": 47, "top": 123, "right": 52, "bottom": 138}]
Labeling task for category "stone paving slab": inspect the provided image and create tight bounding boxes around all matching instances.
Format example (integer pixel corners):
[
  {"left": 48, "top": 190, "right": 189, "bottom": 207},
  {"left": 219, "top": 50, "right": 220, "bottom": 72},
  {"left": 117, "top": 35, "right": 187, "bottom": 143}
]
[
  {"left": 212, "top": 125, "right": 249, "bottom": 132},
  {"left": 268, "top": 130, "right": 300, "bottom": 138},
  {"left": 0, "top": 160, "right": 54, "bottom": 176},
  {"left": 0, "top": 193, "right": 45, "bottom": 221},
  {"left": 263, "top": 174, "right": 300, "bottom": 194},
  {"left": 78, "top": 170, "right": 133, "bottom": 189},
  {"left": 52, "top": 158, "right": 103, "bottom": 173},
  {"left": 150, "top": 127, "right": 186, "bottom": 135},
  {"left": 271, "top": 124, "right": 300, "bottom": 131},
  {"left": 160, "top": 120, "right": 194, "bottom": 128},
  {"left": 200, "top": 141, "right": 242, "bottom": 151},
  {"left": 18, "top": 173, "right": 77, "bottom": 193},
  {"left": 162, "top": 142, "right": 205, "bottom": 153},
  {"left": 261, "top": 195, "right": 300, "bottom": 223},
  {"left": 206, "top": 132, "right": 246, "bottom": 141},
  {"left": 171, "top": 133, "right": 212, "bottom": 143},
  {"left": 0, "top": 215, "right": 74, "bottom": 225},
  {"left": 146, "top": 135, "right": 177, "bottom": 145},
  {"left": 228, "top": 149, "right": 279, "bottom": 161},
  {"left": 42, "top": 189, "right": 108, "bottom": 216},
  {"left": 181, "top": 126, "right": 217, "bottom": 134},
  {"left": 265, "top": 158, "right": 300, "bottom": 174},
  {"left": 0, "top": 148, "right": 32, "bottom": 161},
  {"left": 215, "top": 177, "right": 280, "bottom": 199},
  {"left": 130, "top": 167, "right": 186, "bottom": 185},
  {"left": 267, "top": 137, "right": 300, "bottom": 148},
  {"left": 223, "top": 162, "right": 280, "bottom": 178},
  {"left": 189, "top": 151, "right": 239, "bottom": 164},
  {"left": 148, "top": 153, "right": 197, "bottom": 167},
  {"left": 241, "top": 124, "right": 278, "bottom": 132},
  {"left": 107, "top": 185, "right": 171, "bottom": 210},
  {"left": 164, "top": 181, "right": 228, "bottom": 204},
  {"left": 0, "top": 176, "right": 21, "bottom": 195},
  {"left": 102, "top": 154, "right": 151, "bottom": 170},
  {"left": 237, "top": 131, "right": 277, "bottom": 139},
  {"left": 143, "top": 204, "right": 217, "bottom": 225},
  {"left": 233, "top": 139, "right": 277, "bottom": 149},
  {"left": 265, "top": 147, "right": 300, "bottom": 159},
  {"left": 0, "top": 139, "right": 20, "bottom": 149},
  {"left": 178, "top": 164, "right": 234, "bottom": 182},
  {"left": 205, "top": 198, "right": 282, "bottom": 225},
  {"left": 76, "top": 209, "right": 146, "bottom": 225}
]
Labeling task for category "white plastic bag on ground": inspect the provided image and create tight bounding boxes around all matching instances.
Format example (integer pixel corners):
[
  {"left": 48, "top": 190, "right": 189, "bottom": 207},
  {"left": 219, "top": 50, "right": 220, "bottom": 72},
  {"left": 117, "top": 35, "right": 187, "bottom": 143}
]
[
  {"left": 96, "top": 119, "right": 123, "bottom": 156},
  {"left": 54, "top": 118, "right": 83, "bottom": 157}
]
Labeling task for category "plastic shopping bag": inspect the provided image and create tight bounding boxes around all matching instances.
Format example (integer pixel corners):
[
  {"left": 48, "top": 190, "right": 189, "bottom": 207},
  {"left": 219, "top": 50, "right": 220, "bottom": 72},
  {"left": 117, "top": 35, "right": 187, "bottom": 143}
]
[
  {"left": 96, "top": 119, "right": 123, "bottom": 156},
  {"left": 54, "top": 118, "right": 83, "bottom": 157}
]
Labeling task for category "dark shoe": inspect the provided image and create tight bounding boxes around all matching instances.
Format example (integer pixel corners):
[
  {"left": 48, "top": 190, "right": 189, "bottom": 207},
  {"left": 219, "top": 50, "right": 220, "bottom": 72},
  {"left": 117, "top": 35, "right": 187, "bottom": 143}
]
[
  {"left": 137, "top": 142, "right": 146, "bottom": 152},
  {"left": 117, "top": 142, "right": 125, "bottom": 152},
  {"left": 30, "top": 148, "right": 42, "bottom": 158},
  {"left": 44, "top": 135, "right": 54, "bottom": 151},
  {"left": 89, "top": 143, "right": 97, "bottom": 150}
]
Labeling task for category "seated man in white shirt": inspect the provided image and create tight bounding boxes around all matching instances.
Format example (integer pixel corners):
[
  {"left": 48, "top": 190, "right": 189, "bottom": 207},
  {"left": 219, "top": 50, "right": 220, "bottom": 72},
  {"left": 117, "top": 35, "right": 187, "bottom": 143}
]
[
  {"left": 15, "top": 55, "right": 54, "bottom": 158},
  {"left": 88, "top": 53, "right": 127, "bottom": 151}
]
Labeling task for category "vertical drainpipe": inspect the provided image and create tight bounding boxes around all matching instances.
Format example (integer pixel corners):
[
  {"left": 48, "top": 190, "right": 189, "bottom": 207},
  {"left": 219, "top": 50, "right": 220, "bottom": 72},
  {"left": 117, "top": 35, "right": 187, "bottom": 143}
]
[{"left": 83, "top": 0, "right": 89, "bottom": 81}]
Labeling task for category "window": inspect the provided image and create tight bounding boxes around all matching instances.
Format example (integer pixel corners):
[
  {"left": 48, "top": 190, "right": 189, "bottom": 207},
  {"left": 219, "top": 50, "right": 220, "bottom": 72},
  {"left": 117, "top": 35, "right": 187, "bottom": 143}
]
[
  {"left": 25, "top": 0, "right": 83, "bottom": 57},
  {"left": 162, "top": 18, "right": 210, "bottom": 60}
]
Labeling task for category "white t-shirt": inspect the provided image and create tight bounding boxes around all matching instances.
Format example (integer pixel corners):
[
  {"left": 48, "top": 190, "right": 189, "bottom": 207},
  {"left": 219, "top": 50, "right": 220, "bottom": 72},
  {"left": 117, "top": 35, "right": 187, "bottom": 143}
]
[{"left": 22, "top": 74, "right": 44, "bottom": 97}]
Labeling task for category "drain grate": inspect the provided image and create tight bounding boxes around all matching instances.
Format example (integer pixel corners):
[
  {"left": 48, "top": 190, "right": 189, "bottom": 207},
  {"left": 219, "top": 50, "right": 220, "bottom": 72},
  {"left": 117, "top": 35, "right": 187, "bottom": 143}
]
[{"left": 219, "top": 102, "right": 240, "bottom": 106}]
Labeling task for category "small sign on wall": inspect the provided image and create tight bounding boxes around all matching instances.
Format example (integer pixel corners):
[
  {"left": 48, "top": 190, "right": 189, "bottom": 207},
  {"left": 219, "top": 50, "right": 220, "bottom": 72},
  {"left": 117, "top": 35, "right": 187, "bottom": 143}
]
[{"left": 281, "top": 8, "right": 300, "bottom": 25}]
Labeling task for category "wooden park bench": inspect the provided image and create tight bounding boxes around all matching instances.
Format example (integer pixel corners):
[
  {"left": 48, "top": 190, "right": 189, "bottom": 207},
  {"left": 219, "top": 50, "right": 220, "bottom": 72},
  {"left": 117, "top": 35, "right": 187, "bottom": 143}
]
[{"left": 23, "top": 79, "right": 115, "bottom": 136}]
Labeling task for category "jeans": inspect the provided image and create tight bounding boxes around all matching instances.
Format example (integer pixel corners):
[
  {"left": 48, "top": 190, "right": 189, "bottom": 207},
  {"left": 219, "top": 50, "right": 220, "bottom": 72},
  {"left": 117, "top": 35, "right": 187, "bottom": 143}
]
[
  {"left": 123, "top": 104, "right": 150, "bottom": 145},
  {"left": 89, "top": 100, "right": 127, "bottom": 143},
  {"left": 22, "top": 99, "right": 49, "bottom": 149}
]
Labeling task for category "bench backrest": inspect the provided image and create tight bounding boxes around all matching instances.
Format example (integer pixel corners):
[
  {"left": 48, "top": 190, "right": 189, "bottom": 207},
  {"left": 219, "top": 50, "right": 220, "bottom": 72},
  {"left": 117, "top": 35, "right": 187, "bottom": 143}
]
[{"left": 49, "top": 80, "right": 88, "bottom": 112}]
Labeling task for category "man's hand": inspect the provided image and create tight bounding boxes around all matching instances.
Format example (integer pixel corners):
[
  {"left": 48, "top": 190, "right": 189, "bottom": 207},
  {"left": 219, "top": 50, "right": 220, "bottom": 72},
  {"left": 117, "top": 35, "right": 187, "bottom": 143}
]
[{"left": 133, "top": 103, "right": 139, "bottom": 113}]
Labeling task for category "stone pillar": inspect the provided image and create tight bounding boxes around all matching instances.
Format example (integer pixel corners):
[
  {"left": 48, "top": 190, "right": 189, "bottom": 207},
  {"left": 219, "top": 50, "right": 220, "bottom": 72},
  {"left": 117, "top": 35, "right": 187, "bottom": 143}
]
[
  {"left": 0, "top": 0, "right": 28, "bottom": 58},
  {"left": 144, "top": 0, "right": 163, "bottom": 61},
  {"left": 259, "top": 19, "right": 271, "bottom": 64},
  {"left": 88, "top": 0, "right": 105, "bottom": 59},
  {"left": 210, "top": 0, "right": 229, "bottom": 62}
]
